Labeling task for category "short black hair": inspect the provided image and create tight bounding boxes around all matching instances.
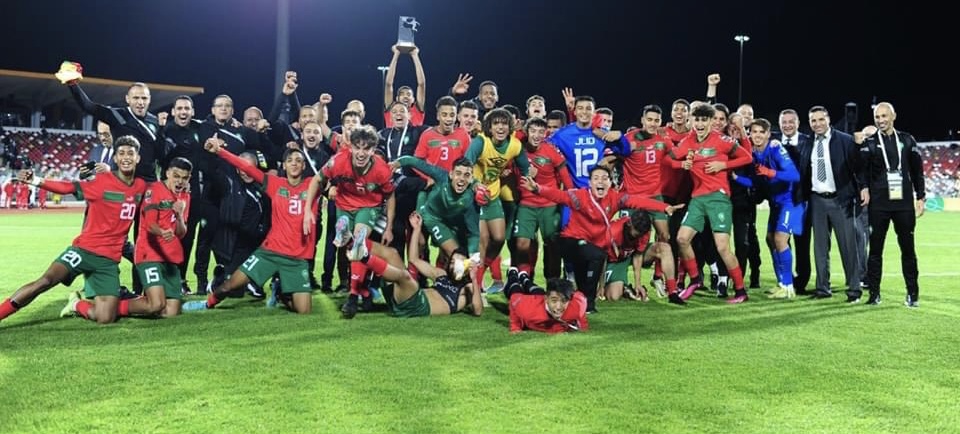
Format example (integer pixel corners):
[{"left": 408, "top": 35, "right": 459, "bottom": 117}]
[
  {"left": 397, "top": 85, "right": 413, "bottom": 95},
  {"left": 546, "top": 110, "right": 567, "bottom": 123},
  {"left": 596, "top": 107, "right": 613, "bottom": 117},
  {"left": 452, "top": 156, "right": 473, "bottom": 169},
  {"left": 628, "top": 209, "right": 652, "bottom": 235},
  {"left": 478, "top": 80, "right": 498, "bottom": 91},
  {"left": 349, "top": 125, "right": 380, "bottom": 147},
  {"left": 713, "top": 103, "right": 730, "bottom": 117},
  {"left": 749, "top": 118, "right": 772, "bottom": 132},
  {"left": 341, "top": 110, "right": 362, "bottom": 123},
  {"left": 808, "top": 105, "right": 829, "bottom": 117},
  {"left": 436, "top": 96, "right": 458, "bottom": 111},
  {"left": 643, "top": 104, "right": 663, "bottom": 116},
  {"left": 282, "top": 147, "right": 305, "bottom": 162},
  {"left": 501, "top": 104, "right": 521, "bottom": 120},
  {"left": 167, "top": 157, "right": 193, "bottom": 172},
  {"left": 672, "top": 98, "right": 690, "bottom": 109},
  {"left": 589, "top": 165, "right": 612, "bottom": 178},
  {"left": 574, "top": 95, "right": 595, "bottom": 106},
  {"left": 459, "top": 100, "right": 479, "bottom": 111},
  {"left": 174, "top": 95, "right": 194, "bottom": 106},
  {"left": 114, "top": 135, "right": 141, "bottom": 152},
  {"left": 691, "top": 104, "right": 716, "bottom": 119},
  {"left": 545, "top": 278, "right": 575, "bottom": 300},
  {"left": 525, "top": 117, "right": 548, "bottom": 131},
  {"left": 525, "top": 95, "right": 545, "bottom": 108}
]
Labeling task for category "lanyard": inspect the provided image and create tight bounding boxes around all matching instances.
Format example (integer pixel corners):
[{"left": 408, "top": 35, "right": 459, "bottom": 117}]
[
  {"left": 386, "top": 125, "right": 408, "bottom": 161},
  {"left": 127, "top": 107, "right": 157, "bottom": 142},
  {"left": 588, "top": 192, "right": 618, "bottom": 257},
  {"left": 302, "top": 145, "right": 320, "bottom": 175},
  {"left": 876, "top": 130, "right": 903, "bottom": 172}
]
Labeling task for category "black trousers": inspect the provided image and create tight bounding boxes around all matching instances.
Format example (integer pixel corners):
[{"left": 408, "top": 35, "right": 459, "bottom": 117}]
[
  {"left": 732, "top": 204, "right": 761, "bottom": 282},
  {"left": 179, "top": 197, "right": 219, "bottom": 286},
  {"left": 558, "top": 237, "right": 607, "bottom": 311},
  {"left": 792, "top": 208, "right": 813, "bottom": 291},
  {"left": 865, "top": 207, "right": 919, "bottom": 297}
]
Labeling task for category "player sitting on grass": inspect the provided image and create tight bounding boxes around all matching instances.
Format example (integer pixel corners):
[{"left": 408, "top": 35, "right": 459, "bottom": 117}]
[
  {"left": 506, "top": 269, "right": 587, "bottom": 334},
  {"left": 0, "top": 136, "right": 147, "bottom": 325},
  {"left": 63, "top": 157, "right": 192, "bottom": 319},
  {"left": 345, "top": 212, "right": 482, "bottom": 317}
]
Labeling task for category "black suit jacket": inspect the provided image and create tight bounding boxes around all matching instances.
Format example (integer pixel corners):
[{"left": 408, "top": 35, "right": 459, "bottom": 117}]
[
  {"left": 87, "top": 144, "right": 118, "bottom": 170},
  {"left": 796, "top": 129, "right": 866, "bottom": 208}
]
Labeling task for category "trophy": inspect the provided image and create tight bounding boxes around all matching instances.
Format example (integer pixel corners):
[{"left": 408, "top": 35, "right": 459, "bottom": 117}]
[{"left": 397, "top": 16, "right": 419, "bottom": 53}]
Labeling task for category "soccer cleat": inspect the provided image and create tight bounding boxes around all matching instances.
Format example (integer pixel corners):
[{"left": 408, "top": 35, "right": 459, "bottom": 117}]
[
  {"left": 266, "top": 277, "right": 282, "bottom": 308},
  {"left": 341, "top": 295, "right": 359, "bottom": 319},
  {"left": 710, "top": 273, "right": 719, "bottom": 291},
  {"left": 845, "top": 295, "right": 861, "bottom": 304},
  {"left": 767, "top": 285, "right": 794, "bottom": 299},
  {"left": 370, "top": 287, "right": 385, "bottom": 304},
  {"left": 651, "top": 278, "right": 667, "bottom": 298},
  {"left": 679, "top": 278, "right": 702, "bottom": 301},
  {"left": 118, "top": 286, "right": 138, "bottom": 300},
  {"left": 716, "top": 281, "right": 729, "bottom": 299},
  {"left": 507, "top": 267, "right": 519, "bottom": 285},
  {"left": 181, "top": 282, "right": 192, "bottom": 296},
  {"left": 726, "top": 289, "right": 749, "bottom": 304},
  {"left": 211, "top": 265, "right": 226, "bottom": 291},
  {"left": 904, "top": 294, "right": 919, "bottom": 308},
  {"left": 452, "top": 259, "right": 469, "bottom": 281},
  {"left": 246, "top": 283, "right": 266, "bottom": 299},
  {"left": 60, "top": 291, "right": 81, "bottom": 317},
  {"left": 180, "top": 300, "right": 209, "bottom": 312},
  {"left": 332, "top": 215, "right": 352, "bottom": 248},
  {"left": 485, "top": 280, "right": 505, "bottom": 294},
  {"left": 360, "top": 296, "right": 374, "bottom": 312},
  {"left": 347, "top": 226, "right": 369, "bottom": 262},
  {"left": 866, "top": 292, "right": 881, "bottom": 305},
  {"left": 668, "top": 292, "right": 687, "bottom": 306}
]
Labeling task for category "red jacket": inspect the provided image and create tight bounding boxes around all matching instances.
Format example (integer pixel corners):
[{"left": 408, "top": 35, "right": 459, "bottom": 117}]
[{"left": 509, "top": 292, "right": 589, "bottom": 333}]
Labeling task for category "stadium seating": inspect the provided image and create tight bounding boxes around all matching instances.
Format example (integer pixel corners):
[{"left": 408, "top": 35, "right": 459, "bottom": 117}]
[{"left": 1, "top": 129, "right": 93, "bottom": 177}]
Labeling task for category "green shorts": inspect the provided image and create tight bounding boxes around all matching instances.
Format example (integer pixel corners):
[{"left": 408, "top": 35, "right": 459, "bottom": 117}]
[
  {"left": 604, "top": 259, "right": 630, "bottom": 285},
  {"left": 136, "top": 262, "right": 183, "bottom": 300},
  {"left": 422, "top": 213, "right": 467, "bottom": 249},
  {"left": 336, "top": 207, "right": 382, "bottom": 232},
  {"left": 391, "top": 287, "right": 431, "bottom": 318},
  {"left": 54, "top": 246, "right": 120, "bottom": 298},
  {"left": 478, "top": 196, "right": 504, "bottom": 221},
  {"left": 514, "top": 205, "right": 559, "bottom": 240},
  {"left": 239, "top": 248, "right": 311, "bottom": 293},
  {"left": 681, "top": 192, "right": 733, "bottom": 234}
]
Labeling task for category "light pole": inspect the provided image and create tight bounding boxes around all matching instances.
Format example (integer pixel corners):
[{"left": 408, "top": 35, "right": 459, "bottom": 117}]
[{"left": 734, "top": 34, "right": 750, "bottom": 106}]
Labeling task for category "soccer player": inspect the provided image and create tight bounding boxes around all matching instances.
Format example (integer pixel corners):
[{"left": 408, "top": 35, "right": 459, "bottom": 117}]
[
  {"left": 346, "top": 212, "right": 482, "bottom": 317},
  {"left": 188, "top": 136, "right": 319, "bottom": 314},
  {"left": 668, "top": 104, "right": 754, "bottom": 304},
  {"left": 513, "top": 118, "right": 573, "bottom": 279},
  {"left": 390, "top": 155, "right": 482, "bottom": 273},
  {"left": 600, "top": 105, "right": 675, "bottom": 297},
  {"left": 602, "top": 211, "right": 683, "bottom": 304},
  {"left": 457, "top": 100, "right": 481, "bottom": 138},
  {"left": 304, "top": 126, "right": 396, "bottom": 319},
  {"left": 507, "top": 272, "right": 588, "bottom": 334},
  {"left": 549, "top": 96, "right": 607, "bottom": 189},
  {"left": 383, "top": 44, "right": 427, "bottom": 128},
  {"left": 465, "top": 108, "right": 531, "bottom": 294},
  {"left": 545, "top": 110, "right": 566, "bottom": 137},
  {"left": 0, "top": 136, "right": 147, "bottom": 325},
  {"left": 64, "top": 158, "right": 193, "bottom": 319},
  {"left": 732, "top": 119, "right": 802, "bottom": 298},
  {"left": 520, "top": 166, "right": 681, "bottom": 313},
  {"left": 414, "top": 97, "right": 471, "bottom": 173}
]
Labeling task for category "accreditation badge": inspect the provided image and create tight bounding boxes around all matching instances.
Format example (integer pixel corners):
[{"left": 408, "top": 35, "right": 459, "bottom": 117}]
[{"left": 887, "top": 171, "right": 904, "bottom": 201}]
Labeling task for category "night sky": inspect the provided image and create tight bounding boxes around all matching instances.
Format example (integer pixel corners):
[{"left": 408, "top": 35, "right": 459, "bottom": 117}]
[{"left": 2, "top": 0, "right": 954, "bottom": 140}]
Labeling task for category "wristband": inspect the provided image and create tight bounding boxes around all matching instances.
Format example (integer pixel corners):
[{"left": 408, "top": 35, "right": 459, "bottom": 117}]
[{"left": 29, "top": 177, "right": 43, "bottom": 187}]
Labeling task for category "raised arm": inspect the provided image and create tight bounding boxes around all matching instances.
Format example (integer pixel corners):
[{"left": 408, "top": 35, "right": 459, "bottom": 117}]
[
  {"left": 520, "top": 177, "right": 577, "bottom": 208},
  {"left": 20, "top": 170, "right": 76, "bottom": 195},
  {"left": 726, "top": 142, "right": 754, "bottom": 170},
  {"left": 68, "top": 83, "right": 113, "bottom": 123},
  {"left": 411, "top": 46, "right": 426, "bottom": 113},
  {"left": 383, "top": 45, "right": 401, "bottom": 110},
  {"left": 393, "top": 155, "right": 447, "bottom": 181},
  {"left": 206, "top": 135, "right": 265, "bottom": 184}
]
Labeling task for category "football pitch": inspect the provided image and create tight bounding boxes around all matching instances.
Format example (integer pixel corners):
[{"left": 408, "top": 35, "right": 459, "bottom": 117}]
[{"left": 1, "top": 210, "right": 958, "bottom": 433}]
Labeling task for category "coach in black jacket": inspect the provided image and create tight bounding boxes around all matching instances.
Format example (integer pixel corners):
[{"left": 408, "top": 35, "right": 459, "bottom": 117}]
[
  {"left": 856, "top": 103, "right": 925, "bottom": 307},
  {"left": 795, "top": 106, "right": 868, "bottom": 302}
]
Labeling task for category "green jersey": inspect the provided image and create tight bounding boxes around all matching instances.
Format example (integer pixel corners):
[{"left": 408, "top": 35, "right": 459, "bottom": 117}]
[{"left": 397, "top": 156, "right": 480, "bottom": 253}]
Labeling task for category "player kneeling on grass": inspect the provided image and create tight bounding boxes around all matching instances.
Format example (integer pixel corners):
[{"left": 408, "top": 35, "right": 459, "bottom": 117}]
[
  {"left": 602, "top": 210, "right": 684, "bottom": 305},
  {"left": 347, "top": 212, "right": 482, "bottom": 317},
  {"left": 506, "top": 269, "right": 587, "bottom": 333},
  {"left": 64, "top": 158, "right": 192, "bottom": 319},
  {"left": 183, "top": 135, "right": 320, "bottom": 314},
  {"left": 0, "top": 136, "right": 147, "bottom": 325}
]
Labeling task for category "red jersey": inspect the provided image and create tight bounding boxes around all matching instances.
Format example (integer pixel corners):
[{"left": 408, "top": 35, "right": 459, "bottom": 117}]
[
  {"left": 54, "top": 173, "right": 146, "bottom": 261},
  {"left": 217, "top": 148, "right": 319, "bottom": 259},
  {"left": 519, "top": 143, "right": 572, "bottom": 207},
  {"left": 664, "top": 124, "right": 691, "bottom": 144},
  {"left": 414, "top": 127, "right": 471, "bottom": 172},
  {"left": 509, "top": 291, "right": 589, "bottom": 333},
  {"left": 383, "top": 104, "right": 425, "bottom": 128},
  {"left": 620, "top": 128, "right": 670, "bottom": 197},
  {"left": 321, "top": 150, "right": 395, "bottom": 212},
  {"left": 670, "top": 131, "right": 753, "bottom": 198},
  {"left": 135, "top": 182, "right": 191, "bottom": 264},
  {"left": 536, "top": 187, "right": 667, "bottom": 251},
  {"left": 607, "top": 218, "right": 652, "bottom": 262}
]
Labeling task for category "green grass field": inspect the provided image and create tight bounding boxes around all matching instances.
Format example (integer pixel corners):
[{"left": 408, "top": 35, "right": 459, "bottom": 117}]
[{"left": 1, "top": 210, "right": 958, "bottom": 433}]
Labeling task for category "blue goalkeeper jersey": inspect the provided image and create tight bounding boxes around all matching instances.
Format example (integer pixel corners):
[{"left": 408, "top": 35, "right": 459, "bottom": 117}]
[
  {"left": 549, "top": 123, "right": 608, "bottom": 188},
  {"left": 749, "top": 141, "right": 801, "bottom": 206}
]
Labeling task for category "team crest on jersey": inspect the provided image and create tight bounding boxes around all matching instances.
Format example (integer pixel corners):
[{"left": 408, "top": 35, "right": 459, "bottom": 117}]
[
  {"left": 487, "top": 156, "right": 507, "bottom": 168},
  {"left": 278, "top": 187, "right": 289, "bottom": 198},
  {"left": 534, "top": 156, "right": 551, "bottom": 166},
  {"left": 449, "top": 140, "right": 463, "bottom": 148},
  {"left": 365, "top": 183, "right": 379, "bottom": 192},
  {"left": 428, "top": 139, "right": 443, "bottom": 148},
  {"left": 654, "top": 142, "right": 666, "bottom": 150},
  {"left": 144, "top": 189, "right": 153, "bottom": 202}
]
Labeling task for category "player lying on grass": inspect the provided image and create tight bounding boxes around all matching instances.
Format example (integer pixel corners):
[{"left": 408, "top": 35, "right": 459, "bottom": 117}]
[
  {"left": 0, "top": 136, "right": 146, "bottom": 325},
  {"left": 345, "top": 212, "right": 483, "bottom": 317},
  {"left": 506, "top": 269, "right": 587, "bottom": 333},
  {"left": 63, "top": 157, "right": 192, "bottom": 320}
]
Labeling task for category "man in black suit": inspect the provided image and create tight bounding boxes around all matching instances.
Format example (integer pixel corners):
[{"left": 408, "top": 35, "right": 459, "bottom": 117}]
[
  {"left": 856, "top": 102, "right": 925, "bottom": 308},
  {"left": 778, "top": 109, "right": 812, "bottom": 293},
  {"left": 796, "top": 106, "right": 869, "bottom": 302},
  {"left": 81, "top": 122, "right": 118, "bottom": 176}
]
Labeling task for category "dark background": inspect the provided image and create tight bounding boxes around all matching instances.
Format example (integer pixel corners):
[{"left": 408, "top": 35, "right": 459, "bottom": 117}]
[{"left": 1, "top": 0, "right": 954, "bottom": 139}]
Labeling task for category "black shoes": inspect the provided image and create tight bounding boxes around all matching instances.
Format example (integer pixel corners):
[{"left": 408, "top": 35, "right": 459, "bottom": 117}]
[
  {"left": 866, "top": 292, "right": 881, "bottom": 305},
  {"left": 810, "top": 290, "right": 832, "bottom": 299},
  {"left": 342, "top": 294, "right": 359, "bottom": 319}
]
